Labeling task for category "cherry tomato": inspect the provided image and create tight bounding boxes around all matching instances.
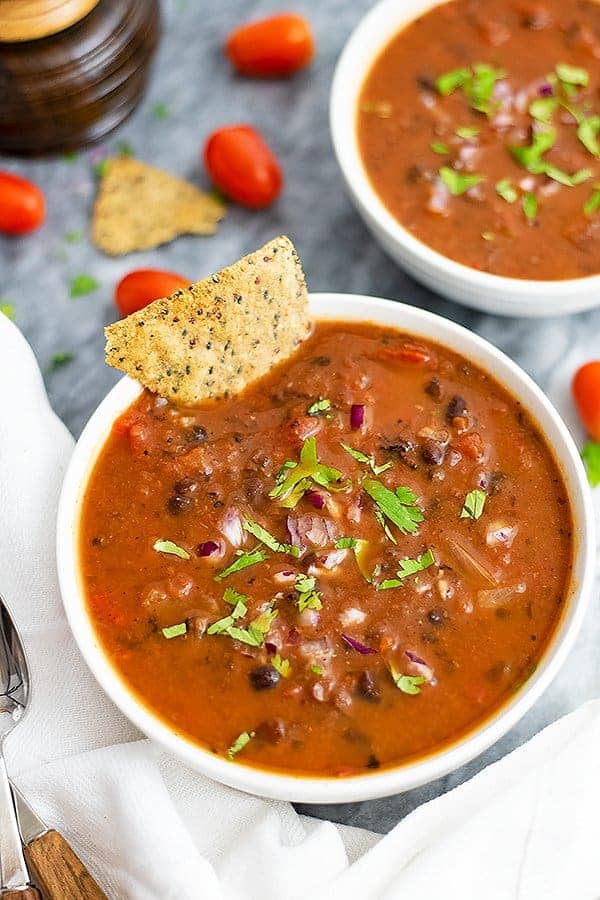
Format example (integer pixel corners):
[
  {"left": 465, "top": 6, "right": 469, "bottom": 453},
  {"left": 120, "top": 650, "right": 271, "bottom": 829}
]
[
  {"left": 115, "top": 269, "right": 189, "bottom": 317},
  {"left": 0, "top": 172, "right": 45, "bottom": 235},
  {"left": 226, "top": 13, "right": 314, "bottom": 78},
  {"left": 572, "top": 360, "right": 600, "bottom": 441},
  {"left": 203, "top": 125, "right": 282, "bottom": 208}
]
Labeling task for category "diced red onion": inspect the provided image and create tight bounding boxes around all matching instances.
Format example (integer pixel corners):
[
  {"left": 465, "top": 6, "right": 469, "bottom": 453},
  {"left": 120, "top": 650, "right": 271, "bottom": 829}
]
[
  {"left": 347, "top": 496, "right": 363, "bottom": 525},
  {"left": 486, "top": 521, "right": 519, "bottom": 549},
  {"left": 428, "top": 179, "right": 450, "bottom": 216},
  {"left": 306, "top": 490, "right": 325, "bottom": 510},
  {"left": 220, "top": 507, "right": 244, "bottom": 547},
  {"left": 405, "top": 650, "right": 436, "bottom": 684},
  {"left": 287, "top": 627, "right": 300, "bottom": 645},
  {"left": 315, "top": 549, "right": 347, "bottom": 571},
  {"left": 478, "top": 583, "right": 525, "bottom": 609},
  {"left": 341, "top": 634, "right": 377, "bottom": 655},
  {"left": 287, "top": 514, "right": 338, "bottom": 551},
  {"left": 350, "top": 404, "right": 365, "bottom": 430},
  {"left": 198, "top": 540, "right": 220, "bottom": 557},
  {"left": 538, "top": 82, "right": 554, "bottom": 97},
  {"left": 265, "top": 641, "right": 277, "bottom": 655}
]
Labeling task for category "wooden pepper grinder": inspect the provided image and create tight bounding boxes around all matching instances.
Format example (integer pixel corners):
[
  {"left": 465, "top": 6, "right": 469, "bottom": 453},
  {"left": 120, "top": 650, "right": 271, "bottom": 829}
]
[{"left": 0, "top": 0, "right": 161, "bottom": 155}]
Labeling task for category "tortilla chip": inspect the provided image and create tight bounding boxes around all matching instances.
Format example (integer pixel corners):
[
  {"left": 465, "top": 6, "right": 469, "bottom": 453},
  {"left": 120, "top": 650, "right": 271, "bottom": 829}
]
[
  {"left": 104, "top": 236, "right": 310, "bottom": 405},
  {"left": 92, "top": 157, "right": 225, "bottom": 255}
]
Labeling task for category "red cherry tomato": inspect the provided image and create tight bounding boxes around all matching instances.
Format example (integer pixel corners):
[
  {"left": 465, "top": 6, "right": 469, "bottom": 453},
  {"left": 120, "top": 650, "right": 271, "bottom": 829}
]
[
  {"left": 0, "top": 172, "right": 45, "bottom": 235},
  {"left": 572, "top": 361, "right": 600, "bottom": 442},
  {"left": 226, "top": 13, "right": 314, "bottom": 77},
  {"left": 115, "top": 269, "right": 189, "bottom": 317},
  {"left": 204, "top": 125, "right": 282, "bottom": 208}
]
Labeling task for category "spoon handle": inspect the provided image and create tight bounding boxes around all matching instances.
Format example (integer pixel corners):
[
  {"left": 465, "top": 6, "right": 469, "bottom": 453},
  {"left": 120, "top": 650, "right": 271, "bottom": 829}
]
[{"left": 24, "top": 830, "right": 107, "bottom": 900}]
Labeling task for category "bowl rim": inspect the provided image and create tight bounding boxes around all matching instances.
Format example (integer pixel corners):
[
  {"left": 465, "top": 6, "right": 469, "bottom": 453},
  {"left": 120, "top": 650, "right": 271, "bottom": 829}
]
[
  {"left": 329, "top": 0, "right": 600, "bottom": 307},
  {"left": 56, "top": 292, "right": 596, "bottom": 803}
]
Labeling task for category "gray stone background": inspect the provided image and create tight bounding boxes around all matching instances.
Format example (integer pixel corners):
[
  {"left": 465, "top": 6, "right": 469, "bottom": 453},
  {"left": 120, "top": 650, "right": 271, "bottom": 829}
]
[{"left": 1, "top": 0, "right": 599, "bottom": 833}]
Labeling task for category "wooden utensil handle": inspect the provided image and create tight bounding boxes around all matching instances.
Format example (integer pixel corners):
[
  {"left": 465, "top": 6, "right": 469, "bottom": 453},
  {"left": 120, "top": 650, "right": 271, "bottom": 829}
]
[
  {"left": 1, "top": 889, "right": 42, "bottom": 899},
  {"left": 24, "top": 830, "right": 107, "bottom": 900}
]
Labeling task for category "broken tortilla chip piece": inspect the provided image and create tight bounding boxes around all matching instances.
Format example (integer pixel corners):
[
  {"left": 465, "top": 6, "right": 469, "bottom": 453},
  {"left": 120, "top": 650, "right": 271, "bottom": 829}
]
[
  {"left": 104, "top": 235, "right": 310, "bottom": 405},
  {"left": 92, "top": 157, "right": 225, "bottom": 255}
]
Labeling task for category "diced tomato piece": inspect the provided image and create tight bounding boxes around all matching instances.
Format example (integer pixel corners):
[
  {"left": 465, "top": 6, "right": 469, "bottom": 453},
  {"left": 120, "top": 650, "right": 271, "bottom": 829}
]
[
  {"left": 572, "top": 360, "right": 600, "bottom": 441},
  {"left": 381, "top": 342, "right": 433, "bottom": 364},
  {"left": 454, "top": 431, "right": 485, "bottom": 462}
]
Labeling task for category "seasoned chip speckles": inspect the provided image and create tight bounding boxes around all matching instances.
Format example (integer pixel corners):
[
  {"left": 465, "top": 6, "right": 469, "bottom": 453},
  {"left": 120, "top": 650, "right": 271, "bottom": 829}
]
[{"left": 104, "top": 236, "right": 310, "bottom": 405}]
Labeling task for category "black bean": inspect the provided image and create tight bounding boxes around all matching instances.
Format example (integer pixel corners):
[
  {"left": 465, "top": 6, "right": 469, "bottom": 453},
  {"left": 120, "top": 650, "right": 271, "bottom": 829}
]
[
  {"left": 188, "top": 425, "right": 208, "bottom": 443},
  {"left": 446, "top": 395, "right": 467, "bottom": 422},
  {"left": 424, "top": 377, "right": 442, "bottom": 401},
  {"left": 382, "top": 439, "right": 419, "bottom": 470},
  {"left": 356, "top": 669, "right": 380, "bottom": 703},
  {"left": 416, "top": 73, "right": 436, "bottom": 92},
  {"left": 421, "top": 439, "right": 445, "bottom": 466},
  {"left": 366, "top": 754, "right": 380, "bottom": 769},
  {"left": 250, "top": 665, "right": 281, "bottom": 691},
  {"left": 428, "top": 609, "right": 445, "bottom": 625},
  {"left": 166, "top": 493, "right": 193, "bottom": 515}
]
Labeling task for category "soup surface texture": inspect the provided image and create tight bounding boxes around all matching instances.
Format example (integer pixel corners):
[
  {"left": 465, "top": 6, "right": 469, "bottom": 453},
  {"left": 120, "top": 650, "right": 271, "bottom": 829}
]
[
  {"left": 358, "top": 0, "right": 600, "bottom": 280},
  {"left": 81, "top": 322, "right": 573, "bottom": 776}
]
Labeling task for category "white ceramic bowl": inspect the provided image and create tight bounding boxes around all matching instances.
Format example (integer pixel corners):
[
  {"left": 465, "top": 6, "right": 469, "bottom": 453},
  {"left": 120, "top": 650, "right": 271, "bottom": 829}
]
[
  {"left": 57, "top": 293, "right": 595, "bottom": 802},
  {"left": 330, "top": 0, "right": 600, "bottom": 317}
]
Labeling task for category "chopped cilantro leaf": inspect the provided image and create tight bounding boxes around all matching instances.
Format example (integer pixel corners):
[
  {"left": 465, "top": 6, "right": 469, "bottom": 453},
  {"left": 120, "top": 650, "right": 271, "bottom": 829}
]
[
  {"left": 439, "top": 166, "right": 484, "bottom": 195},
  {"left": 307, "top": 397, "right": 332, "bottom": 416},
  {"left": 271, "top": 654, "right": 291, "bottom": 677},
  {"left": 522, "top": 192, "right": 538, "bottom": 222},
  {"left": 269, "top": 438, "right": 348, "bottom": 508},
  {"left": 465, "top": 64, "right": 505, "bottom": 115},
  {"left": 214, "top": 547, "right": 268, "bottom": 582},
  {"left": 584, "top": 184, "right": 600, "bottom": 215},
  {"left": 153, "top": 539, "right": 190, "bottom": 559},
  {"left": 227, "top": 731, "right": 254, "bottom": 760},
  {"left": 389, "top": 665, "right": 426, "bottom": 695},
  {"left": 335, "top": 537, "right": 358, "bottom": 549},
  {"left": 340, "top": 442, "right": 393, "bottom": 475},
  {"left": 556, "top": 63, "right": 589, "bottom": 87},
  {"left": 162, "top": 622, "right": 187, "bottom": 639},
  {"left": 460, "top": 489, "right": 487, "bottom": 520},
  {"left": 456, "top": 125, "right": 480, "bottom": 139},
  {"left": 243, "top": 517, "right": 299, "bottom": 557},
  {"left": 577, "top": 116, "right": 600, "bottom": 158},
  {"left": 436, "top": 67, "right": 471, "bottom": 96},
  {"left": 511, "top": 127, "right": 556, "bottom": 173},
  {"left": 0, "top": 303, "right": 15, "bottom": 321},
  {"left": 310, "top": 664, "right": 323, "bottom": 676},
  {"left": 431, "top": 141, "right": 449, "bottom": 154},
  {"left": 543, "top": 163, "right": 592, "bottom": 186},
  {"left": 495, "top": 178, "right": 518, "bottom": 203},
  {"left": 294, "top": 573, "right": 322, "bottom": 612},
  {"left": 582, "top": 441, "right": 600, "bottom": 487},
  {"left": 377, "top": 549, "right": 436, "bottom": 590},
  {"left": 529, "top": 97, "right": 558, "bottom": 123},
  {"left": 223, "top": 587, "right": 249, "bottom": 607},
  {"left": 374, "top": 507, "right": 397, "bottom": 544},
  {"left": 70, "top": 274, "right": 99, "bottom": 298},
  {"left": 335, "top": 536, "right": 372, "bottom": 581},
  {"left": 49, "top": 352, "right": 74, "bottom": 370},
  {"left": 363, "top": 478, "right": 424, "bottom": 535}
]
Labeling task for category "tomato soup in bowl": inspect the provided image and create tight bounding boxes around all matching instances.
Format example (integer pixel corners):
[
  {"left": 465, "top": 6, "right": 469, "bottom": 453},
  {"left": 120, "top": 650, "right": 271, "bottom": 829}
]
[
  {"left": 331, "top": 0, "right": 600, "bottom": 315},
  {"left": 57, "top": 294, "right": 595, "bottom": 803}
]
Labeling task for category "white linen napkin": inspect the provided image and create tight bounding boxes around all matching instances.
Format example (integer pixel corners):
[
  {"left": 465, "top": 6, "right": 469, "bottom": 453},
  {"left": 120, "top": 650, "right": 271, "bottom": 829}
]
[{"left": 1, "top": 312, "right": 599, "bottom": 900}]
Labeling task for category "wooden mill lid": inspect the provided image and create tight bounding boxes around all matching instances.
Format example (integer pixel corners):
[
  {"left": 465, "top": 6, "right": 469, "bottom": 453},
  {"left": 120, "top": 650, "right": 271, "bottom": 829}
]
[{"left": 0, "top": 0, "right": 101, "bottom": 42}]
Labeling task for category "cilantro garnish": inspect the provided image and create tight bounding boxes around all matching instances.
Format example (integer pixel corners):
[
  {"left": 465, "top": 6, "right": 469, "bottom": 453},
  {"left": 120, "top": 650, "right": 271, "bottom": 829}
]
[
  {"left": 0, "top": 303, "right": 15, "bottom": 321},
  {"left": 389, "top": 665, "right": 426, "bottom": 695},
  {"left": 522, "top": 192, "right": 538, "bottom": 222},
  {"left": 162, "top": 622, "right": 187, "bottom": 639},
  {"left": 456, "top": 125, "right": 479, "bottom": 139},
  {"left": 436, "top": 67, "right": 471, "bottom": 96},
  {"left": 223, "top": 587, "right": 249, "bottom": 607},
  {"left": 377, "top": 549, "right": 435, "bottom": 590},
  {"left": 271, "top": 654, "right": 291, "bottom": 677},
  {"left": 214, "top": 547, "right": 268, "bottom": 582},
  {"left": 294, "top": 574, "right": 322, "bottom": 612},
  {"left": 556, "top": 63, "right": 589, "bottom": 87},
  {"left": 439, "top": 166, "right": 484, "bottom": 195},
  {"left": 435, "top": 64, "right": 504, "bottom": 115},
  {"left": 460, "top": 489, "right": 487, "bottom": 520},
  {"left": 310, "top": 664, "right": 323, "bottom": 676},
  {"left": 577, "top": 116, "right": 600, "bottom": 158},
  {"left": 207, "top": 598, "right": 247, "bottom": 635},
  {"left": 269, "top": 438, "right": 348, "bottom": 508},
  {"left": 307, "top": 398, "right": 331, "bottom": 416},
  {"left": 584, "top": 184, "right": 600, "bottom": 215},
  {"left": 70, "top": 274, "right": 99, "bottom": 298},
  {"left": 49, "top": 352, "right": 74, "bottom": 370},
  {"left": 227, "top": 606, "right": 278, "bottom": 646},
  {"left": 227, "top": 731, "right": 254, "bottom": 760},
  {"left": 582, "top": 441, "right": 600, "bottom": 487},
  {"left": 335, "top": 537, "right": 358, "bottom": 549},
  {"left": 363, "top": 478, "right": 424, "bottom": 536},
  {"left": 511, "top": 127, "right": 556, "bottom": 173},
  {"left": 243, "top": 517, "right": 299, "bottom": 557},
  {"left": 340, "top": 442, "right": 392, "bottom": 476},
  {"left": 431, "top": 141, "right": 449, "bottom": 155},
  {"left": 335, "top": 537, "right": 372, "bottom": 582},
  {"left": 153, "top": 539, "right": 190, "bottom": 560},
  {"left": 529, "top": 97, "right": 558, "bottom": 123},
  {"left": 495, "top": 178, "right": 518, "bottom": 204},
  {"left": 374, "top": 508, "right": 397, "bottom": 545}
]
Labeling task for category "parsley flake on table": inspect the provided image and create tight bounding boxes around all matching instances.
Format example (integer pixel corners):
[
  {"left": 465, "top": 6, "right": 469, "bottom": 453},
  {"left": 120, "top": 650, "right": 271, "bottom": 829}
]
[
  {"left": 460, "top": 489, "right": 487, "bottom": 520},
  {"left": 152, "top": 102, "right": 170, "bottom": 120},
  {"left": 582, "top": 441, "right": 600, "bottom": 488},
  {"left": 0, "top": 303, "right": 15, "bottom": 321},
  {"left": 439, "top": 166, "right": 484, "bottom": 196},
  {"left": 65, "top": 229, "right": 83, "bottom": 244},
  {"left": 340, "top": 442, "right": 393, "bottom": 476},
  {"left": 214, "top": 547, "right": 268, "bottom": 582},
  {"left": 49, "top": 352, "right": 75, "bottom": 371},
  {"left": 389, "top": 665, "right": 426, "bottom": 695},
  {"left": 335, "top": 536, "right": 372, "bottom": 582},
  {"left": 363, "top": 478, "right": 424, "bottom": 535},
  {"left": 243, "top": 517, "right": 299, "bottom": 557},
  {"left": 162, "top": 622, "right": 187, "bottom": 639},
  {"left": 227, "top": 731, "right": 254, "bottom": 761},
  {"left": 70, "top": 274, "right": 99, "bottom": 298},
  {"left": 269, "top": 437, "right": 349, "bottom": 508},
  {"left": 153, "top": 539, "right": 190, "bottom": 559},
  {"left": 377, "top": 549, "right": 435, "bottom": 590}
]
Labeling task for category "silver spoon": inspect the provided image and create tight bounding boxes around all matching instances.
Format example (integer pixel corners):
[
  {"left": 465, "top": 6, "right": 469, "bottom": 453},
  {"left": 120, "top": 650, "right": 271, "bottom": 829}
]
[
  {"left": 0, "top": 594, "right": 40, "bottom": 899},
  {"left": 0, "top": 594, "right": 107, "bottom": 899}
]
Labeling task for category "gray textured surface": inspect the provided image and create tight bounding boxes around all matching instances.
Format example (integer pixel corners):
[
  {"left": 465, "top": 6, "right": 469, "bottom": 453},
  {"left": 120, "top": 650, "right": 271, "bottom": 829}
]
[{"left": 1, "top": 0, "right": 599, "bottom": 834}]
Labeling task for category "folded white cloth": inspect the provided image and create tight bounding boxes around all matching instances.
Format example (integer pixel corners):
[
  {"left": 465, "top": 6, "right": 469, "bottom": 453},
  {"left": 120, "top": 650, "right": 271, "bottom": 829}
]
[{"left": 1, "top": 313, "right": 599, "bottom": 900}]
